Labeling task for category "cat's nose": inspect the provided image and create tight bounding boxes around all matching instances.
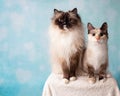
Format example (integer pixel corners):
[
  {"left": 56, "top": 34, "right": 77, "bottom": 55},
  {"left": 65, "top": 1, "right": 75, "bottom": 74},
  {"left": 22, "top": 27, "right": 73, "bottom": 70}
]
[{"left": 96, "top": 36, "right": 100, "bottom": 40}]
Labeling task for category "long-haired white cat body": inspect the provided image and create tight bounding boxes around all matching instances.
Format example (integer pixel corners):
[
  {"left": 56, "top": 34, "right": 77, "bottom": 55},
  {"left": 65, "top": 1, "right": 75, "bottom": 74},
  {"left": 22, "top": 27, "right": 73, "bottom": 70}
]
[
  {"left": 49, "top": 8, "right": 85, "bottom": 83},
  {"left": 49, "top": 23, "right": 84, "bottom": 73}
]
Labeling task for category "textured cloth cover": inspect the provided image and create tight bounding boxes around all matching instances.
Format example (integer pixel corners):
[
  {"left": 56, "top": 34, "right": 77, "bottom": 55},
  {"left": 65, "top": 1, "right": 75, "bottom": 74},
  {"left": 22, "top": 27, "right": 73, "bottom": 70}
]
[{"left": 42, "top": 73, "right": 120, "bottom": 96}]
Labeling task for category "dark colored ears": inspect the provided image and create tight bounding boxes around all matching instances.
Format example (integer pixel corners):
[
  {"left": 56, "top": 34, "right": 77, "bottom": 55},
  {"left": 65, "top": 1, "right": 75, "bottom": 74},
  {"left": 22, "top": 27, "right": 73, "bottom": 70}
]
[
  {"left": 71, "top": 8, "right": 77, "bottom": 14},
  {"left": 100, "top": 22, "right": 108, "bottom": 31},
  {"left": 87, "top": 23, "right": 94, "bottom": 31},
  {"left": 54, "top": 8, "right": 78, "bottom": 14},
  {"left": 54, "top": 9, "right": 61, "bottom": 14},
  {"left": 87, "top": 22, "right": 108, "bottom": 31}
]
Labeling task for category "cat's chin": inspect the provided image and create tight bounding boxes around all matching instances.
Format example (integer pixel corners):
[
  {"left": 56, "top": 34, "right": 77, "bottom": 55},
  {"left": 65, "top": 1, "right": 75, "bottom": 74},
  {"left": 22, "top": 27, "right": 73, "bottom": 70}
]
[
  {"left": 92, "top": 39, "right": 104, "bottom": 44},
  {"left": 97, "top": 40, "right": 104, "bottom": 44}
]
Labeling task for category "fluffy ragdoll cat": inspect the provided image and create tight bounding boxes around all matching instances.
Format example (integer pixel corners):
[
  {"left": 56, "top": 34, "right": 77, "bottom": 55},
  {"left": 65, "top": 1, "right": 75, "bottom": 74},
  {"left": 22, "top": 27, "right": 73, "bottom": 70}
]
[
  {"left": 83, "top": 22, "right": 108, "bottom": 84},
  {"left": 49, "top": 8, "right": 85, "bottom": 83}
]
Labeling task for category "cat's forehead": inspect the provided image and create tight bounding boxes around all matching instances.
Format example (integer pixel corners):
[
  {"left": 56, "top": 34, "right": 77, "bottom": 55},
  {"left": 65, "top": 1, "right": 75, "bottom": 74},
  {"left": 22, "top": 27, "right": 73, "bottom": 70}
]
[
  {"left": 54, "top": 12, "right": 64, "bottom": 19},
  {"left": 92, "top": 28, "right": 101, "bottom": 33},
  {"left": 54, "top": 11, "right": 76, "bottom": 19},
  {"left": 53, "top": 12, "right": 65, "bottom": 19}
]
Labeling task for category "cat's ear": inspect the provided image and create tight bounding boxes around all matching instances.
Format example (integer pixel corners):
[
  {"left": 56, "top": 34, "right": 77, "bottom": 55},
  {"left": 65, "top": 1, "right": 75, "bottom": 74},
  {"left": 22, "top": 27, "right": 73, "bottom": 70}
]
[
  {"left": 87, "top": 23, "right": 94, "bottom": 31},
  {"left": 54, "top": 9, "right": 60, "bottom": 14},
  {"left": 71, "top": 8, "right": 77, "bottom": 14},
  {"left": 100, "top": 22, "right": 108, "bottom": 31}
]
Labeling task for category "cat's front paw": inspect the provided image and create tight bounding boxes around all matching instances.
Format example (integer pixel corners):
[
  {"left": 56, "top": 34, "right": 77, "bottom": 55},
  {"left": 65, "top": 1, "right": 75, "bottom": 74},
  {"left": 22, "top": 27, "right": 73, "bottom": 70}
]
[
  {"left": 102, "top": 77, "right": 107, "bottom": 82},
  {"left": 88, "top": 77, "right": 96, "bottom": 84},
  {"left": 99, "top": 74, "right": 107, "bottom": 81},
  {"left": 70, "top": 76, "right": 77, "bottom": 81},
  {"left": 63, "top": 78, "right": 69, "bottom": 84},
  {"left": 99, "top": 75, "right": 104, "bottom": 80},
  {"left": 99, "top": 76, "right": 107, "bottom": 82}
]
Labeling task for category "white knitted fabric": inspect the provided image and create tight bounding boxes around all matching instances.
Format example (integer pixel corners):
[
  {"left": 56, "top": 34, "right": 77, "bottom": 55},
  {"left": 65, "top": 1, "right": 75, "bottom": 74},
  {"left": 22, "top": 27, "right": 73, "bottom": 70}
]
[{"left": 42, "top": 73, "right": 120, "bottom": 96}]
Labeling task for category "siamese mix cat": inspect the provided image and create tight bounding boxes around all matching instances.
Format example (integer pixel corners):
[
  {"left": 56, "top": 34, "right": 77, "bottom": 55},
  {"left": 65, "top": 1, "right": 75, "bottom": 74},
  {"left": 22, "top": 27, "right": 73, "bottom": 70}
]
[
  {"left": 83, "top": 22, "right": 108, "bottom": 83},
  {"left": 49, "top": 8, "right": 85, "bottom": 83}
]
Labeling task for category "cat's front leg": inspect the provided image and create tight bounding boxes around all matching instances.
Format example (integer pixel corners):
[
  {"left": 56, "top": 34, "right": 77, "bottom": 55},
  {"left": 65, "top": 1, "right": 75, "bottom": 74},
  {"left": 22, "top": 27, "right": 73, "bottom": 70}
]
[
  {"left": 98, "top": 63, "right": 108, "bottom": 81},
  {"left": 87, "top": 64, "right": 96, "bottom": 84},
  {"left": 69, "top": 51, "right": 80, "bottom": 81},
  {"left": 61, "top": 59, "right": 70, "bottom": 84}
]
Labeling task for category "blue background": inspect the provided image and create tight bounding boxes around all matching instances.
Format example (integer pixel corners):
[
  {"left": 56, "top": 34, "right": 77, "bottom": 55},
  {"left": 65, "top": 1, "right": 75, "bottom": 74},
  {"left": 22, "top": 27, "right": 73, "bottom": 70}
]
[{"left": 0, "top": 0, "right": 120, "bottom": 96}]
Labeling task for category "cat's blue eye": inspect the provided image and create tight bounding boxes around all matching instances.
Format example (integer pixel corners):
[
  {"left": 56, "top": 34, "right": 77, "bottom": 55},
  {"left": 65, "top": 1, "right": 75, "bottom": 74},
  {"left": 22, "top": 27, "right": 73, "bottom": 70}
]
[{"left": 92, "top": 33, "right": 95, "bottom": 36}]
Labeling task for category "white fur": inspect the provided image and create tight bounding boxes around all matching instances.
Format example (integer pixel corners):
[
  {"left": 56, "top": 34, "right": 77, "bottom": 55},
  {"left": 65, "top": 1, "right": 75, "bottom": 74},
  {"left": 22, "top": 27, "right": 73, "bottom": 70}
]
[
  {"left": 70, "top": 76, "right": 77, "bottom": 81},
  {"left": 49, "top": 24, "right": 84, "bottom": 74},
  {"left": 85, "top": 33, "right": 108, "bottom": 71},
  {"left": 63, "top": 78, "right": 69, "bottom": 84},
  {"left": 88, "top": 77, "right": 96, "bottom": 84}
]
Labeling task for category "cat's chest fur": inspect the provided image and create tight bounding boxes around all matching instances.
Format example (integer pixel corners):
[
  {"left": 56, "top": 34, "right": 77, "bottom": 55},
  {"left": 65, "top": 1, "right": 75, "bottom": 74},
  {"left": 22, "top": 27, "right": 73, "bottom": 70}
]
[
  {"left": 50, "top": 30, "right": 80, "bottom": 56},
  {"left": 49, "top": 25, "right": 83, "bottom": 63},
  {"left": 86, "top": 42, "right": 108, "bottom": 71}
]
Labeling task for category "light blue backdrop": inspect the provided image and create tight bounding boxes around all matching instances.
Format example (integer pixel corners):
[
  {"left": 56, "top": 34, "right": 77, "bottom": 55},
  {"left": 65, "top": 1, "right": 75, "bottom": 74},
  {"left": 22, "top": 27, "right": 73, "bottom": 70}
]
[{"left": 0, "top": 0, "right": 120, "bottom": 96}]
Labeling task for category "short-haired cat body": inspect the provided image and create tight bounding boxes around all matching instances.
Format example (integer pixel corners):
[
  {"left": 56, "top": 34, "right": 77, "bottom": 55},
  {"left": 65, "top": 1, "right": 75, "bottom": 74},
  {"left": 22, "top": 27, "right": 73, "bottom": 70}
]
[
  {"left": 83, "top": 22, "right": 108, "bottom": 83},
  {"left": 49, "top": 8, "right": 85, "bottom": 83}
]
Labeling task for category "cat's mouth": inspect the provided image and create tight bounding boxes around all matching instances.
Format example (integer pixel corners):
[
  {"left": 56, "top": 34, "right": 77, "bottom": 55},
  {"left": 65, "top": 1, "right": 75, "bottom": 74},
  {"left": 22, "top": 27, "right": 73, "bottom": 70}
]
[
  {"left": 97, "top": 39, "right": 103, "bottom": 44},
  {"left": 63, "top": 25, "right": 70, "bottom": 30},
  {"left": 63, "top": 25, "right": 67, "bottom": 29},
  {"left": 59, "top": 24, "right": 72, "bottom": 30}
]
